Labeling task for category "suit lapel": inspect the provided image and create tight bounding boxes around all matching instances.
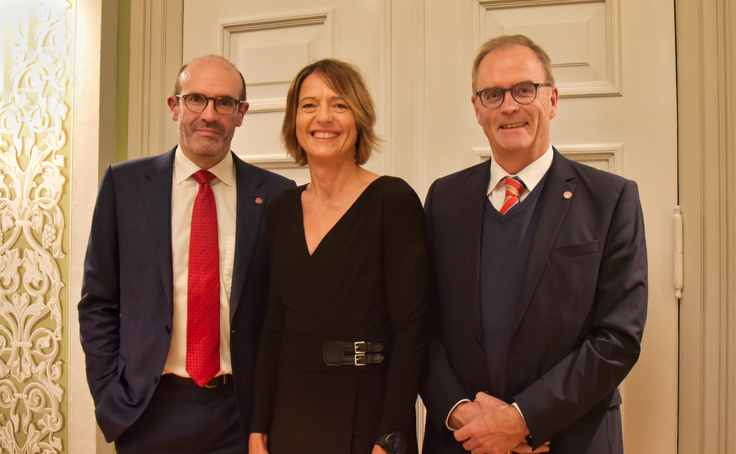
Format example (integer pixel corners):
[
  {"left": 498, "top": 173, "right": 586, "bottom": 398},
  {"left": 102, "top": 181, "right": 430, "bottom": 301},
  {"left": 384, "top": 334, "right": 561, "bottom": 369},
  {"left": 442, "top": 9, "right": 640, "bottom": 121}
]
[
  {"left": 463, "top": 160, "right": 492, "bottom": 326},
  {"left": 230, "top": 154, "right": 266, "bottom": 322},
  {"left": 511, "top": 150, "right": 575, "bottom": 335},
  {"left": 142, "top": 148, "right": 176, "bottom": 312}
]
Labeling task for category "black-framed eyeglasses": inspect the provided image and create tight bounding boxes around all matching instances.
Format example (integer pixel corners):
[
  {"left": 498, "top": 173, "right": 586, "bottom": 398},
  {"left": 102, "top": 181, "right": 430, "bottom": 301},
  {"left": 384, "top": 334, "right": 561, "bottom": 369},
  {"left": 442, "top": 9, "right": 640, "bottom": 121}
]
[
  {"left": 475, "top": 83, "right": 552, "bottom": 109},
  {"left": 176, "top": 94, "right": 245, "bottom": 115}
]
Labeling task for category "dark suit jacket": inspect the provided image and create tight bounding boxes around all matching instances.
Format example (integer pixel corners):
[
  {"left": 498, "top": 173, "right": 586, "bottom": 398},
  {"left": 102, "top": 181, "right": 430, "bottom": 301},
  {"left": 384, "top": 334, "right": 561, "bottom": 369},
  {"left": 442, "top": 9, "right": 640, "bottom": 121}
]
[
  {"left": 421, "top": 150, "right": 647, "bottom": 454},
  {"left": 78, "top": 147, "right": 295, "bottom": 442}
]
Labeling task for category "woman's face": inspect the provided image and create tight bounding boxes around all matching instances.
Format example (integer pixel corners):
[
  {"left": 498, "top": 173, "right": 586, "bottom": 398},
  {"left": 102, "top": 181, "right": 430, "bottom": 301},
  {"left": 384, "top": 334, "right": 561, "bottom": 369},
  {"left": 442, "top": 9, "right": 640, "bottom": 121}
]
[{"left": 295, "top": 73, "right": 358, "bottom": 164}]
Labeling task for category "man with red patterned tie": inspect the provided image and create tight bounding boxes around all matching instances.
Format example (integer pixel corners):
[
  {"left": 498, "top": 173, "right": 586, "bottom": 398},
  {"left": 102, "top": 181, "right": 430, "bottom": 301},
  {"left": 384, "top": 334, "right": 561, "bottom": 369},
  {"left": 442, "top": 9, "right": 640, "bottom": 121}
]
[
  {"left": 420, "top": 35, "right": 648, "bottom": 454},
  {"left": 79, "top": 55, "right": 294, "bottom": 453}
]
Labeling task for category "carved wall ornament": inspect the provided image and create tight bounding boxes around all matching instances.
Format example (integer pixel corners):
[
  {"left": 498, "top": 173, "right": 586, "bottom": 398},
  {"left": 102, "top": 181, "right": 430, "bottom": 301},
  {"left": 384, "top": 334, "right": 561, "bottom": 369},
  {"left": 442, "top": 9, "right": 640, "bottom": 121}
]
[{"left": 0, "top": 1, "right": 70, "bottom": 452}]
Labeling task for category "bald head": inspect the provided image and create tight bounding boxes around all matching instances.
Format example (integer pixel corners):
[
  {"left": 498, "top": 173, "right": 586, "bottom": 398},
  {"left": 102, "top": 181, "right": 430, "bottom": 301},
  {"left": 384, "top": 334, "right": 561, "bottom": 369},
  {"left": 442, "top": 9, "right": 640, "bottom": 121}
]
[{"left": 174, "top": 55, "right": 247, "bottom": 101}]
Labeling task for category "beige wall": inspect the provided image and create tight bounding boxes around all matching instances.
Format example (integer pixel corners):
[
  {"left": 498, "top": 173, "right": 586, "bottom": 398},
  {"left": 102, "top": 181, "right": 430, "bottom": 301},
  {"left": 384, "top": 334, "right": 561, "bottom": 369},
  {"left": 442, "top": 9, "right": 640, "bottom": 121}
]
[{"left": 69, "top": 0, "right": 119, "bottom": 452}]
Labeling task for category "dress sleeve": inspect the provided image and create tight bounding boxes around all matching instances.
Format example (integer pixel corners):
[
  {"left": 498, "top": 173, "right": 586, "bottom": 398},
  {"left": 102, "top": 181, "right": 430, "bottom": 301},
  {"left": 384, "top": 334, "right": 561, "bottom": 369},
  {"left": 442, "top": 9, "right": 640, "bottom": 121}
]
[
  {"left": 378, "top": 179, "right": 430, "bottom": 437},
  {"left": 250, "top": 200, "right": 286, "bottom": 434}
]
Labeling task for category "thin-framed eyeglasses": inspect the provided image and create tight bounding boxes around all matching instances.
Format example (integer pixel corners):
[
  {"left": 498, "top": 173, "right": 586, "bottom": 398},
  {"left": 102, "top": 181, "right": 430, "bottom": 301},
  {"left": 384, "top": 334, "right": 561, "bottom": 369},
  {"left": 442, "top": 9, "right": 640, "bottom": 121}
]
[
  {"left": 176, "top": 94, "right": 246, "bottom": 115},
  {"left": 475, "top": 82, "right": 552, "bottom": 109}
]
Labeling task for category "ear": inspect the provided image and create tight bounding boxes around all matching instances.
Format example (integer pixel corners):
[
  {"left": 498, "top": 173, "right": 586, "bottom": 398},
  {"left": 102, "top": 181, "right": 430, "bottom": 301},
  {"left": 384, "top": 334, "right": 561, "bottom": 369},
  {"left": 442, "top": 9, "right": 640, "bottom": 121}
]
[
  {"left": 167, "top": 95, "right": 180, "bottom": 121},
  {"left": 548, "top": 86, "right": 559, "bottom": 120},
  {"left": 235, "top": 102, "right": 249, "bottom": 127}
]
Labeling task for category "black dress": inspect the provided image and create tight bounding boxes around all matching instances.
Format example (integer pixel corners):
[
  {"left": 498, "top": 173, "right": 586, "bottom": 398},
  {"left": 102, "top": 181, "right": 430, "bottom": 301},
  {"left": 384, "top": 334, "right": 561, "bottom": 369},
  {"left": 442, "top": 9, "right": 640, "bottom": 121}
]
[{"left": 251, "top": 176, "right": 429, "bottom": 454}]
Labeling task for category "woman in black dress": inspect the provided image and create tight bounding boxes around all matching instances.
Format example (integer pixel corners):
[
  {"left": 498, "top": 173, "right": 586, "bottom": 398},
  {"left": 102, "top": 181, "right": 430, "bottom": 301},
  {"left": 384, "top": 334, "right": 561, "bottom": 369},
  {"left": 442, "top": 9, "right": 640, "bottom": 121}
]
[{"left": 249, "top": 59, "right": 429, "bottom": 454}]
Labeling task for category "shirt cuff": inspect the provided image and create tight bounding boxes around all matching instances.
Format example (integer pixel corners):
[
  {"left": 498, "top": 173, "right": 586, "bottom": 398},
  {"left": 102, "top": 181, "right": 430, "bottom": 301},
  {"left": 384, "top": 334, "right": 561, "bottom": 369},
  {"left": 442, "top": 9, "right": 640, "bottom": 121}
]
[
  {"left": 446, "top": 399, "right": 472, "bottom": 431},
  {"left": 511, "top": 402, "right": 525, "bottom": 420}
]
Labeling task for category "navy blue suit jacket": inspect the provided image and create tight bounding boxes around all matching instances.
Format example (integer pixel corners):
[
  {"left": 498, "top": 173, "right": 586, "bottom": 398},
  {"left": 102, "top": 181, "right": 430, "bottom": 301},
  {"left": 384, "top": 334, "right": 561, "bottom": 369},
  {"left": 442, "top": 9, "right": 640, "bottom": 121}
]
[
  {"left": 421, "top": 150, "right": 647, "bottom": 453},
  {"left": 78, "top": 147, "right": 294, "bottom": 442}
]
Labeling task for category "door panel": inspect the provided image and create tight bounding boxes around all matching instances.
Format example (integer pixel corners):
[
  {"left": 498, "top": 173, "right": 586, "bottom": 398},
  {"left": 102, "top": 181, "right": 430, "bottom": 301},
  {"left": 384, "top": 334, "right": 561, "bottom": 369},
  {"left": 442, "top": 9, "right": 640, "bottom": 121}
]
[{"left": 184, "top": 1, "right": 389, "bottom": 185}]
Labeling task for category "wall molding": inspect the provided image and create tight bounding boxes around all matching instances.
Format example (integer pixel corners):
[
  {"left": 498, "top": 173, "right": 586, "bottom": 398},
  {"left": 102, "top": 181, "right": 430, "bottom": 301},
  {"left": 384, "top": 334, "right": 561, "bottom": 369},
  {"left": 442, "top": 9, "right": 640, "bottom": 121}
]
[
  {"left": 479, "top": 0, "right": 605, "bottom": 7},
  {"left": 127, "top": 0, "right": 183, "bottom": 159},
  {"left": 555, "top": 143, "right": 622, "bottom": 175},
  {"left": 240, "top": 154, "right": 302, "bottom": 170},
  {"left": 474, "top": 143, "right": 622, "bottom": 175},
  {"left": 218, "top": 8, "right": 335, "bottom": 118},
  {"left": 219, "top": 10, "right": 334, "bottom": 59},
  {"left": 478, "top": 0, "right": 622, "bottom": 98}
]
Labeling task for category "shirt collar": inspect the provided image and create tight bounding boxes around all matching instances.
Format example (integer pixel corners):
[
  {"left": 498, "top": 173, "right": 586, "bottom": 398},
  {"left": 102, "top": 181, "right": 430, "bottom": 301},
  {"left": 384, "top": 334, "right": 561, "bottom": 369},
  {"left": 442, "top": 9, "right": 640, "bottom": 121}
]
[
  {"left": 488, "top": 144, "right": 554, "bottom": 196},
  {"left": 174, "top": 146, "right": 234, "bottom": 187}
]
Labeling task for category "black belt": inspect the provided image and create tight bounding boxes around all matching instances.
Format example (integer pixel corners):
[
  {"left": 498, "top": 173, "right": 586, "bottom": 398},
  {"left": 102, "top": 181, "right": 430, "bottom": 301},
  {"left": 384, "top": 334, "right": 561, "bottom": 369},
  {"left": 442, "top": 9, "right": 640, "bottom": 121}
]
[
  {"left": 160, "top": 374, "right": 231, "bottom": 388},
  {"left": 278, "top": 329, "right": 390, "bottom": 372},
  {"left": 323, "top": 341, "right": 384, "bottom": 366}
]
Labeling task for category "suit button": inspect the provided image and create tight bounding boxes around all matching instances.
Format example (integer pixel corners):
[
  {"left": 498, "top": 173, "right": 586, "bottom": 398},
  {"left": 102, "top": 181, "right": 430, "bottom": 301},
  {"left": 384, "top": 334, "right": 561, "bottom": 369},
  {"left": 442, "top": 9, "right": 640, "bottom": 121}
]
[
  {"left": 476, "top": 337, "right": 483, "bottom": 346},
  {"left": 165, "top": 325, "right": 171, "bottom": 334},
  {"left": 153, "top": 375, "right": 159, "bottom": 383}
]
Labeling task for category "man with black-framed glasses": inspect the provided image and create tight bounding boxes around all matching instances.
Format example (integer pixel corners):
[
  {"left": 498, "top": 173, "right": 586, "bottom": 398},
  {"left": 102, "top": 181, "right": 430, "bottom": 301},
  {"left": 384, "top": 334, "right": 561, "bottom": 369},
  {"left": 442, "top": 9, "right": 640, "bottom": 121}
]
[
  {"left": 79, "top": 55, "right": 294, "bottom": 453},
  {"left": 421, "top": 35, "right": 647, "bottom": 454}
]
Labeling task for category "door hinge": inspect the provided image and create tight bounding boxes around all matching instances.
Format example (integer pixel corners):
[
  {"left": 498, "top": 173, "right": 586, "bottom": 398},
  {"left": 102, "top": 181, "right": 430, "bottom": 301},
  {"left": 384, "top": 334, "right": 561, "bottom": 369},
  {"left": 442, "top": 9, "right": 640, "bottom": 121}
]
[{"left": 674, "top": 205, "right": 683, "bottom": 298}]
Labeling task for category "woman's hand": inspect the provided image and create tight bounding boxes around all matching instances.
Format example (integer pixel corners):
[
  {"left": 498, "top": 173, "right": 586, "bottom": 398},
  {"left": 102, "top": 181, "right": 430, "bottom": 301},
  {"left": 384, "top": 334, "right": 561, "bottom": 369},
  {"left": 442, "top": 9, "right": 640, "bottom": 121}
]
[
  {"left": 249, "top": 433, "right": 269, "bottom": 454},
  {"left": 371, "top": 445, "right": 388, "bottom": 454}
]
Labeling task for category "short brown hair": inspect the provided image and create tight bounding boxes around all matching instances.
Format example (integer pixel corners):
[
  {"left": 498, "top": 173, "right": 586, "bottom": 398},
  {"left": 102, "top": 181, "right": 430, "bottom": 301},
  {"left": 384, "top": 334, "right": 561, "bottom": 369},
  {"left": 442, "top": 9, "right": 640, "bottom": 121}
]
[
  {"left": 173, "top": 55, "right": 247, "bottom": 101},
  {"left": 281, "top": 59, "right": 379, "bottom": 166},
  {"left": 471, "top": 35, "right": 555, "bottom": 92}
]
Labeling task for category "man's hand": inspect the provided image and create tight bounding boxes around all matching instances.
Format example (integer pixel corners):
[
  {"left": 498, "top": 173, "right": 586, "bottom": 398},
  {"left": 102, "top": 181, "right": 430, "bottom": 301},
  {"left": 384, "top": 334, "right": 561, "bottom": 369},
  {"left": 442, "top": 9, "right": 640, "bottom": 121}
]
[
  {"left": 248, "top": 433, "right": 269, "bottom": 454},
  {"left": 509, "top": 441, "right": 551, "bottom": 453},
  {"left": 453, "top": 393, "right": 531, "bottom": 454},
  {"left": 448, "top": 401, "right": 482, "bottom": 430}
]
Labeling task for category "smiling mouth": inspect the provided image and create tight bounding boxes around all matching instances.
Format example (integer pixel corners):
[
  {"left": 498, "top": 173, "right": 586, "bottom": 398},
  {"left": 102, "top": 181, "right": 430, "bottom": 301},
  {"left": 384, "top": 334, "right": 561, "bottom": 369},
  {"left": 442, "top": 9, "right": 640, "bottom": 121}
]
[
  {"left": 312, "top": 131, "right": 339, "bottom": 139},
  {"left": 196, "top": 129, "right": 223, "bottom": 136},
  {"left": 500, "top": 122, "right": 527, "bottom": 129}
]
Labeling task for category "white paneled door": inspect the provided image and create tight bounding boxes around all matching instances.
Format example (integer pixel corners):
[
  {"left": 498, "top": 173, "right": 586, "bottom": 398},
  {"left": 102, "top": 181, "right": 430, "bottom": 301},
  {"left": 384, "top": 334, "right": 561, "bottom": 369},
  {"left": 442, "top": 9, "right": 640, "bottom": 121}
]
[{"left": 184, "top": 0, "right": 678, "bottom": 452}]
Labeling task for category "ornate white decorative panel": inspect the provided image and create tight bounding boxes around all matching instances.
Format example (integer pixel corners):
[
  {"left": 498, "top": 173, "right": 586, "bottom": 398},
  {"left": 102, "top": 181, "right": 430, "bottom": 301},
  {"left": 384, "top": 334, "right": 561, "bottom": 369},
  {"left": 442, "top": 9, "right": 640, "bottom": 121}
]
[
  {"left": 478, "top": 0, "right": 622, "bottom": 97},
  {"left": 474, "top": 143, "right": 623, "bottom": 175},
  {"left": 0, "top": 0, "right": 70, "bottom": 452},
  {"left": 220, "top": 9, "right": 335, "bottom": 170}
]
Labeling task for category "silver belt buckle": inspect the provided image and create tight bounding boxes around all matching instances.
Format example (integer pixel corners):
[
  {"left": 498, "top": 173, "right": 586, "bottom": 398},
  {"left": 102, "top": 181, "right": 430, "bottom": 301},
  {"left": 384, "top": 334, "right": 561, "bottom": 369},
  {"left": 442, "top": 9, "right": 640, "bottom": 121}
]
[{"left": 354, "top": 341, "right": 366, "bottom": 366}]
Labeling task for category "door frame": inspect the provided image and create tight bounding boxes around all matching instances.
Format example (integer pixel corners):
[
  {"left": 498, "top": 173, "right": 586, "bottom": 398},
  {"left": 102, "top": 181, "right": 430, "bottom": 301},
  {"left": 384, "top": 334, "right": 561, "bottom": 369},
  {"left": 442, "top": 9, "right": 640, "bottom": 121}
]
[{"left": 676, "top": 0, "right": 736, "bottom": 453}]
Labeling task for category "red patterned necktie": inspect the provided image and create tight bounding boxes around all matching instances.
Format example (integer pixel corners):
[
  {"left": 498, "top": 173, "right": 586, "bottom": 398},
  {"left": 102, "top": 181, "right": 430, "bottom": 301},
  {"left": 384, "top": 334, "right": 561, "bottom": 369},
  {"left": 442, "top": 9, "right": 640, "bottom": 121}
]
[
  {"left": 499, "top": 176, "right": 524, "bottom": 215},
  {"left": 186, "top": 170, "right": 220, "bottom": 387}
]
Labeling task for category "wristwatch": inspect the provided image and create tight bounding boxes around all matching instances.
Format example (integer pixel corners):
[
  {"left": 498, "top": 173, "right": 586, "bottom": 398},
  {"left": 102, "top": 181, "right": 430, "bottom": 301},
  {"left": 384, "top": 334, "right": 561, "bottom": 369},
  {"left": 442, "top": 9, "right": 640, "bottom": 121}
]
[{"left": 375, "top": 432, "right": 406, "bottom": 454}]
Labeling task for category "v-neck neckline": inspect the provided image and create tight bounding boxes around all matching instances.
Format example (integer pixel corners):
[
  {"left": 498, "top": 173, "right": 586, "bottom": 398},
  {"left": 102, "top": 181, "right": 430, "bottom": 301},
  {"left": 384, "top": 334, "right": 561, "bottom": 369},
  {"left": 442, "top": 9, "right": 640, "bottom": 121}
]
[{"left": 299, "top": 176, "right": 386, "bottom": 257}]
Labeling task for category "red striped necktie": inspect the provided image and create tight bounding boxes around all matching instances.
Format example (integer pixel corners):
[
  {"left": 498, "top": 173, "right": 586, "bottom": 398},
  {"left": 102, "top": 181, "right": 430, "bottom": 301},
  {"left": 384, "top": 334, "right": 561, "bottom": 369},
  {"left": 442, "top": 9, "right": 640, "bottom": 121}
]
[
  {"left": 186, "top": 170, "right": 220, "bottom": 387},
  {"left": 499, "top": 176, "right": 524, "bottom": 215}
]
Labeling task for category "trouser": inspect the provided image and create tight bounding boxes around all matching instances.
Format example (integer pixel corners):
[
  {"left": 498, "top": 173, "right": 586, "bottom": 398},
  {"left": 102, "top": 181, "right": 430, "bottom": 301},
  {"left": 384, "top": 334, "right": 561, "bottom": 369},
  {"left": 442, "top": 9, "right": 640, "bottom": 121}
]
[{"left": 115, "top": 375, "right": 247, "bottom": 454}]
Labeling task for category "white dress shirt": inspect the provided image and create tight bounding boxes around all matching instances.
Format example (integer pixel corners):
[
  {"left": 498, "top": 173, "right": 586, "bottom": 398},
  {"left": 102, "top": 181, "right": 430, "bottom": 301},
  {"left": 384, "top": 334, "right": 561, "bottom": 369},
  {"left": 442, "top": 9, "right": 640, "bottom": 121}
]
[
  {"left": 163, "top": 147, "right": 237, "bottom": 377},
  {"left": 487, "top": 144, "right": 554, "bottom": 211}
]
